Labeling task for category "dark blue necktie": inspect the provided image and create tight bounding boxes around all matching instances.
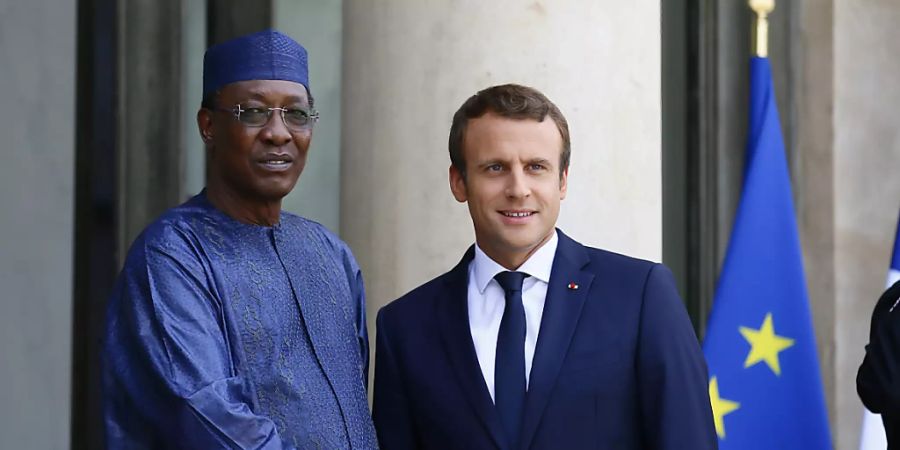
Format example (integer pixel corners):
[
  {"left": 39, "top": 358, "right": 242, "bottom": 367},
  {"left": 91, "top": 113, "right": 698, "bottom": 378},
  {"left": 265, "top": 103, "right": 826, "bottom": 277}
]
[{"left": 494, "top": 271, "right": 529, "bottom": 448}]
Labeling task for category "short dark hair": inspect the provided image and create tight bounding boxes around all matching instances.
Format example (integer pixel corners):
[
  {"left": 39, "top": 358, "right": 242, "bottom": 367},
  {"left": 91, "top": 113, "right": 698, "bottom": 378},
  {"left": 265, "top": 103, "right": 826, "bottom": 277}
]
[{"left": 448, "top": 83, "right": 570, "bottom": 180}]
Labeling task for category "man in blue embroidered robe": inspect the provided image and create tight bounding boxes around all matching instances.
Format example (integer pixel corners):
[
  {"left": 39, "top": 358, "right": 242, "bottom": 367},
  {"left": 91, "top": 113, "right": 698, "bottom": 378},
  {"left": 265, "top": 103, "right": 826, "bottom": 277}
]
[{"left": 102, "top": 29, "right": 378, "bottom": 449}]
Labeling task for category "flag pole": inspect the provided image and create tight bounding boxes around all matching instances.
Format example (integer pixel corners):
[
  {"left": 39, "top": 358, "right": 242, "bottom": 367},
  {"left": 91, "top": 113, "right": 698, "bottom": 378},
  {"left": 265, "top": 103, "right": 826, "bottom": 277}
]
[{"left": 749, "top": 0, "right": 775, "bottom": 57}]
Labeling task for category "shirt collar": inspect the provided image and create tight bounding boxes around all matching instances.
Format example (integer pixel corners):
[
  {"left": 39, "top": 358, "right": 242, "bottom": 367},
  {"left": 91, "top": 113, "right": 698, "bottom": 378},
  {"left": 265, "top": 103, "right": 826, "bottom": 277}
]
[{"left": 473, "top": 230, "right": 559, "bottom": 294}]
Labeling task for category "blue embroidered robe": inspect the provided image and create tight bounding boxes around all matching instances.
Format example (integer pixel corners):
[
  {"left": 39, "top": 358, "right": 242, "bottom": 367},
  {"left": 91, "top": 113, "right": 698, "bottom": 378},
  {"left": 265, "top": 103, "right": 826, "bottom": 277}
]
[{"left": 102, "top": 192, "right": 378, "bottom": 449}]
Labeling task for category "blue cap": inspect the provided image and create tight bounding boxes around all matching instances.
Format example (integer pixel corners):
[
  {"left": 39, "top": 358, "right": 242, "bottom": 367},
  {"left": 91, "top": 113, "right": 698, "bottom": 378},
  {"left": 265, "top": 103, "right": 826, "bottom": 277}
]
[{"left": 202, "top": 29, "right": 309, "bottom": 98}]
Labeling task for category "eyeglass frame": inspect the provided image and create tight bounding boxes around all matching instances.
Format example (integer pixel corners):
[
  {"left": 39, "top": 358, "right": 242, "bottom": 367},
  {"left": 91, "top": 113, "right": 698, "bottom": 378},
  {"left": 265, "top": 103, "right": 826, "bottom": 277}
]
[{"left": 213, "top": 103, "right": 320, "bottom": 131}]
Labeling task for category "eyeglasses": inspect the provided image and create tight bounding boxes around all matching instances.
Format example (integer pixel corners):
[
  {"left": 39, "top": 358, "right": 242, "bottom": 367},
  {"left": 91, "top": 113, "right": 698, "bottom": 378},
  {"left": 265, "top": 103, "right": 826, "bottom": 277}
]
[{"left": 216, "top": 104, "right": 319, "bottom": 131}]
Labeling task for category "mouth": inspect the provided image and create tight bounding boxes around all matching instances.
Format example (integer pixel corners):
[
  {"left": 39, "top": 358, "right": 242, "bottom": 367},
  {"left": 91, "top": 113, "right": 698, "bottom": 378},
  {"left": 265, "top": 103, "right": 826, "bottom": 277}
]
[
  {"left": 498, "top": 210, "right": 537, "bottom": 223},
  {"left": 256, "top": 154, "right": 294, "bottom": 172}
]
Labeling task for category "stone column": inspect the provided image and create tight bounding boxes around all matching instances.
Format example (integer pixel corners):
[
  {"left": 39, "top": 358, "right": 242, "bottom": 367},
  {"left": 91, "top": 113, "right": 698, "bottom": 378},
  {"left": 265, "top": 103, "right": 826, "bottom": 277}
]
[
  {"left": 207, "top": 0, "right": 273, "bottom": 45},
  {"left": 341, "top": 0, "right": 662, "bottom": 374},
  {"left": 795, "top": 0, "right": 838, "bottom": 441},
  {"left": 0, "top": 0, "right": 76, "bottom": 448},
  {"left": 118, "top": 0, "right": 186, "bottom": 252},
  {"left": 797, "top": 1, "right": 900, "bottom": 447},
  {"left": 832, "top": 1, "right": 900, "bottom": 447}
]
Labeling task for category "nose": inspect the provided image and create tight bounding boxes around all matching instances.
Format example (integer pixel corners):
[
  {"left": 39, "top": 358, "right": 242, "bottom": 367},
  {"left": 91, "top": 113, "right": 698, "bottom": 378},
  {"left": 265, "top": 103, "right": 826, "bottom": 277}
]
[
  {"left": 259, "top": 111, "right": 293, "bottom": 146},
  {"left": 505, "top": 167, "right": 531, "bottom": 199}
]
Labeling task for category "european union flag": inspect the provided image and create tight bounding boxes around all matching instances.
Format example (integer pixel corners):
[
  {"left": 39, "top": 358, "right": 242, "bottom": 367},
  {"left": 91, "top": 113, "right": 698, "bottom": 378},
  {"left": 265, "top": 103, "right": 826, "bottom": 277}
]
[{"left": 702, "top": 57, "right": 833, "bottom": 448}]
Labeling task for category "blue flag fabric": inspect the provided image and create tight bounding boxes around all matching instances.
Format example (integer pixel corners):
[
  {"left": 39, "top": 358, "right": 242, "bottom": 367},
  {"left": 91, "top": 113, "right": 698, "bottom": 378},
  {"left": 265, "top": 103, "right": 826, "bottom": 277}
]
[{"left": 702, "top": 57, "right": 833, "bottom": 449}]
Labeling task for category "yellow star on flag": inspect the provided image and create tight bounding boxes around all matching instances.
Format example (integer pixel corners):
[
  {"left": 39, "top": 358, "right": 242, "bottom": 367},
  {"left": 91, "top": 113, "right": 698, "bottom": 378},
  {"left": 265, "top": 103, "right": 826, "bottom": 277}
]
[
  {"left": 709, "top": 376, "right": 739, "bottom": 439},
  {"left": 739, "top": 312, "right": 795, "bottom": 376}
]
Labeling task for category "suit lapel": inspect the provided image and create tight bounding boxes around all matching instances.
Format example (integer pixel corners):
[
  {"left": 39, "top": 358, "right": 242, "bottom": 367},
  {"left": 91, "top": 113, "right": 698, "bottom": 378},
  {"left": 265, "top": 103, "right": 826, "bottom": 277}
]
[
  {"left": 437, "top": 246, "right": 506, "bottom": 450},
  {"left": 519, "top": 231, "right": 594, "bottom": 449}
]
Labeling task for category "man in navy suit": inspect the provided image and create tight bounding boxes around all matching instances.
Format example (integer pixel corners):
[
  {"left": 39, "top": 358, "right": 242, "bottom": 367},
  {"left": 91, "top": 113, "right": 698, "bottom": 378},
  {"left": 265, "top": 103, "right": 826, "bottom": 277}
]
[{"left": 373, "top": 84, "right": 716, "bottom": 449}]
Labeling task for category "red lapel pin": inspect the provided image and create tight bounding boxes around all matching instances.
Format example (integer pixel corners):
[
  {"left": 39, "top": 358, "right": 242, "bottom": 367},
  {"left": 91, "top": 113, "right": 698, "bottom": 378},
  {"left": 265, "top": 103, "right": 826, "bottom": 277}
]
[{"left": 567, "top": 282, "right": 579, "bottom": 290}]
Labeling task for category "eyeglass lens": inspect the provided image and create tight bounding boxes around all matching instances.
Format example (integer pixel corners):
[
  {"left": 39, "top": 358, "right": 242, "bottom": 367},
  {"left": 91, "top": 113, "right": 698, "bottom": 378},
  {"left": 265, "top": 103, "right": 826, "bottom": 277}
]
[{"left": 238, "top": 107, "right": 315, "bottom": 129}]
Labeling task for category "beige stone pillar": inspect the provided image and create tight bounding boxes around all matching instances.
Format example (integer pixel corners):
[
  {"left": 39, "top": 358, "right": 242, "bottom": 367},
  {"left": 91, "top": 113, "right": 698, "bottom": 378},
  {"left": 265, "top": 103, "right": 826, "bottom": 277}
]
[
  {"left": 340, "top": 0, "right": 662, "bottom": 369},
  {"left": 798, "top": 1, "right": 900, "bottom": 447},
  {"left": 832, "top": 1, "right": 900, "bottom": 447}
]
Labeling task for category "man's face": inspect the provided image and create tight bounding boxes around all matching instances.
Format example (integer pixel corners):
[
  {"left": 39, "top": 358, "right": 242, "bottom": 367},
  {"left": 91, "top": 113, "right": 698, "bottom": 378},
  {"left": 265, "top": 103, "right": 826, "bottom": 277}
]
[
  {"left": 450, "top": 112, "right": 567, "bottom": 267},
  {"left": 199, "top": 79, "right": 312, "bottom": 203}
]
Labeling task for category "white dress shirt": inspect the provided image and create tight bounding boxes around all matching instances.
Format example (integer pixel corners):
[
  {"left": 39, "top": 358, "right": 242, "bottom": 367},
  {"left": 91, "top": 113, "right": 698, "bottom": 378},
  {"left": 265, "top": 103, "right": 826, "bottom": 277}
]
[{"left": 467, "top": 231, "right": 558, "bottom": 402}]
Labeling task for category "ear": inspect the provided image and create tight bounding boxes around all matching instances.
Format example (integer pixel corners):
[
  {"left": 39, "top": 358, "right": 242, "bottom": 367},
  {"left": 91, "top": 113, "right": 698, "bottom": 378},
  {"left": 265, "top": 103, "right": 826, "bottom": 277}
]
[
  {"left": 559, "top": 166, "right": 569, "bottom": 200},
  {"left": 449, "top": 165, "right": 468, "bottom": 203},
  {"left": 197, "top": 108, "right": 214, "bottom": 146}
]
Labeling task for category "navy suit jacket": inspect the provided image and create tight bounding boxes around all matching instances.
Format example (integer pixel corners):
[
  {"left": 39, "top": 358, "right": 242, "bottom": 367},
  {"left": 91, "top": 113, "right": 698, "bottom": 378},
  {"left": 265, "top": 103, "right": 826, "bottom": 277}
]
[{"left": 373, "top": 230, "right": 717, "bottom": 450}]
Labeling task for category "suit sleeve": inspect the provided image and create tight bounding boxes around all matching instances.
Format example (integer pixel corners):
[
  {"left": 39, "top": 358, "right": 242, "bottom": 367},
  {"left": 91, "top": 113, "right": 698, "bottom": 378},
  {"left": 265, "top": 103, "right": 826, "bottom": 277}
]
[
  {"left": 857, "top": 280, "right": 900, "bottom": 416},
  {"left": 636, "top": 264, "right": 718, "bottom": 449},
  {"left": 373, "top": 308, "right": 419, "bottom": 450},
  {"left": 103, "top": 238, "right": 294, "bottom": 450}
]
